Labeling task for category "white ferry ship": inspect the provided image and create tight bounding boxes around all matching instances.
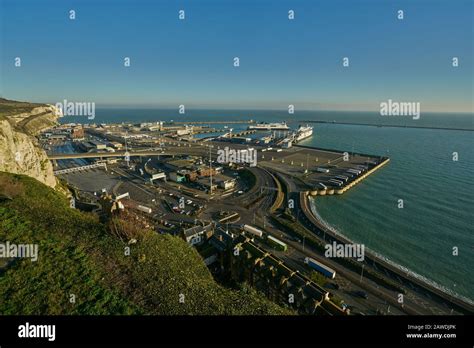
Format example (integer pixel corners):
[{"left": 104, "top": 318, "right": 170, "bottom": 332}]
[
  {"left": 294, "top": 125, "right": 313, "bottom": 141},
  {"left": 248, "top": 122, "right": 289, "bottom": 130}
]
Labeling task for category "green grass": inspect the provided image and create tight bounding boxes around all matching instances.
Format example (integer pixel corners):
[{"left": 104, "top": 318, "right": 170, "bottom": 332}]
[
  {"left": 309, "top": 270, "right": 328, "bottom": 287},
  {"left": 0, "top": 172, "right": 292, "bottom": 315}
]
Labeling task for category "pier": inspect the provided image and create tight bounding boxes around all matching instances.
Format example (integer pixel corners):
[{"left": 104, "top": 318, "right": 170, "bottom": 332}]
[{"left": 309, "top": 158, "right": 390, "bottom": 196}]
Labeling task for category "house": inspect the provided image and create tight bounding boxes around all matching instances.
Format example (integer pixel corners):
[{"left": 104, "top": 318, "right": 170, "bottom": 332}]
[
  {"left": 109, "top": 141, "right": 123, "bottom": 150},
  {"left": 181, "top": 223, "right": 214, "bottom": 246},
  {"left": 71, "top": 126, "right": 85, "bottom": 140},
  {"left": 214, "top": 175, "right": 236, "bottom": 190},
  {"left": 210, "top": 227, "right": 236, "bottom": 252}
]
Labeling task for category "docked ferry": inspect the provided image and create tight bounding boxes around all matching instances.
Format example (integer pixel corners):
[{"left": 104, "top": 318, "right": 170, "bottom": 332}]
[
  {"left": 248, "top": 122, "right": 289, "bottom": 130},
  {"left": 294, "top": 125, "right": 313, "bottom": 141}
]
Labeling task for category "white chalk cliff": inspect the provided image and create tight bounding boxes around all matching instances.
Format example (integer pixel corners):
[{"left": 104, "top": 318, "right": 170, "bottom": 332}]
[{"left": 0, "top": 103, "right": 60, "bottom": 188}]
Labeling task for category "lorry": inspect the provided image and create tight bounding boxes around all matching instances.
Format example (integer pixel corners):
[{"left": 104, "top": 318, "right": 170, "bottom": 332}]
[
  {"left": 137, "top": 205, "right": 152, "bottom": 214},
  {"left": 267, "top": 235, "right": 288, "bottom": 251},
  {"left": 242, "top": 224, "right": 263, "bottom": 238},
  {"left": 115, "top": 192, "right": 130, "bottom": 201},
  {"left": 347, "top": 168, "right": 361, "bottom": 175},
  {"left": 335, "top": 175, "right": 349, "bottom": 182},
  {"left": 328, "top": 179, "right": 343, "bottom": 187},
  {"left": 305, "top": 257, "right": 336, "bottom": 279}
]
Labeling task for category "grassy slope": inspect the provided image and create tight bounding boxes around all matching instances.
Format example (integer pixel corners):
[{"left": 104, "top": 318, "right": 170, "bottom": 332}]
[
  {"left": 0, "top": 98, "right": 56, "bottom": 135},
  {"left": 0, "top": 172, "right": 292, "bottom": 315},
  {"left": 0, "top": 98, "right": 44, "bottom": 118}
]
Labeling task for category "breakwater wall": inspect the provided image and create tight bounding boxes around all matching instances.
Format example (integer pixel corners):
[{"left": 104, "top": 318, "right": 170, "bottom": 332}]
[{"left": 309, "top": 158, "right": 390, "bottom": 196}]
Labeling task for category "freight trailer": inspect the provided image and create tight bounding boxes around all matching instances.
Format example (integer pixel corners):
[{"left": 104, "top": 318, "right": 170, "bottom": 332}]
[
  {"left": 267, "top": 235, "right": 287, "bottom": 252},
  {"left": 305, "top": 257, "right": 336, "bottom": 279},
  {"left": 137, "top": 205, "right": 152, "bottom": 214},
  {"left": 242, "top": 224, "right": 263, "bottom": 238}
]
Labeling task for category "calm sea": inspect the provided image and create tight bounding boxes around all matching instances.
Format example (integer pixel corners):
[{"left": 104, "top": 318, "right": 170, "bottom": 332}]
[{"left": 62, "top": 109, "right": 474, "bottom": 302}]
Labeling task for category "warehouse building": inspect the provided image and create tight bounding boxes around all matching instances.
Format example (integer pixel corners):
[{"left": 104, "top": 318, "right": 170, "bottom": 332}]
[
  {"left": 169, "top": 170, "right": 187, "bottom": 183},
  {"left": 214, "top": 175, "right": 236, "bottom": 190},
  {"left": 89, "top": 140, "right": 107, "bottom": 150}
]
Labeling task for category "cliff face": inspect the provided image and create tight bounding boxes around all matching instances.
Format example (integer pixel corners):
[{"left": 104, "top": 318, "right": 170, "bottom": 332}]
[{"left": 0, "top": 102, "right": 60, "bottom": 188}]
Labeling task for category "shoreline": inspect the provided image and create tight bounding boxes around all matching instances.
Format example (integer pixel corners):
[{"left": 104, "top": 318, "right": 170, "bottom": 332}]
[
  {"left": 308, "top": 198, "right": 474, "bottom": 307},
  {"left": 299, "top": 191, "right": 474, "bottom": 313}
]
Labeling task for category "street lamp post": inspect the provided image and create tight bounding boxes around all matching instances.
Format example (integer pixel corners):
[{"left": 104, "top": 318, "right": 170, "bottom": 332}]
[{"left": 209, "top": 146, "right": 213, "bottom": 196}]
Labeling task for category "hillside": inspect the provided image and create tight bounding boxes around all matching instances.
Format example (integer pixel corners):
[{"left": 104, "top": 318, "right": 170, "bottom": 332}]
[
  {"left": 0, "top": 172, "right": 292, "bottom": 315},
  {"left": 0, "top": 98, "right": 44, "bottom": 118},
  {"left": 0, "top": 98, "right": 59, "bottom": 188}
]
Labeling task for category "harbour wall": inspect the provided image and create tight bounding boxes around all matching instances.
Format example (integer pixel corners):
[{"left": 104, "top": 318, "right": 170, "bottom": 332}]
[{"left": 309, "top": 158, "right": 390, "bottom": 196}]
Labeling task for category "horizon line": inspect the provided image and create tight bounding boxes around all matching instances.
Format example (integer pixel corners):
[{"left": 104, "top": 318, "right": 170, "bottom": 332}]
[{"left": 3, "top": 97, "right": 473, "bottom": 115}]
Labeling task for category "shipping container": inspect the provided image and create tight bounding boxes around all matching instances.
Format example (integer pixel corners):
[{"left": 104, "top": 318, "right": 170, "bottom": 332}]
[
  {"left": 305, "top": 257, "right": 336, "bottom": 279},
  {"left": 267, "top": 235, "right": 288, "bottom": 251},
  {"left": 137, "top": 205, "right": 152, "bottom": 214},
  {"left": 242, "top": 224, "right": 263, "bottom": 238}
]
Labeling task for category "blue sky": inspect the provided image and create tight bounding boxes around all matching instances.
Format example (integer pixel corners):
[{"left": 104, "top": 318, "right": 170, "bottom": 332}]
[{"left": 1, "top": 0, "right": 473, "bottom": 112}]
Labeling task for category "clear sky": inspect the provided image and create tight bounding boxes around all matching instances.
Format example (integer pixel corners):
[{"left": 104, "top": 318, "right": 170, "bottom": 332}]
[{"left": 1, "top": 0, "right": 473, "bottom": 112}]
